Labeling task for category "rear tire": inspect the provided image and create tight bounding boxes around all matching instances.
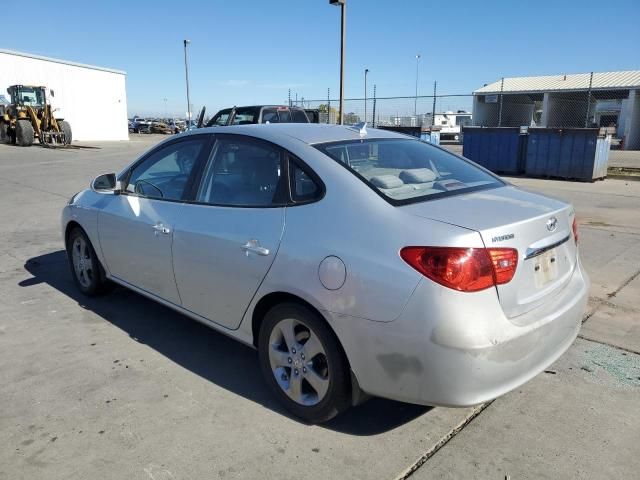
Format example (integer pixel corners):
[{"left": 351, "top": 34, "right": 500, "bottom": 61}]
[
  {"left": 0, "top": 122, "right": 9, "bottom": 144},
  {"left": 258, "top": 302, "right": 351, "bottom": 423},
  {"left": 15, "top": 120, "right": 34, "bottom": 147},
  {"left": 58, "top": 120, "right": 72, "bottom": 145},
  {"left": 66, "top": 227, "right": 113, "bottom": 296}
]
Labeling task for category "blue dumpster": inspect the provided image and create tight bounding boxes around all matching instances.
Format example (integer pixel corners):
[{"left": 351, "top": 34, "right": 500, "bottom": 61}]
[
  {"left": 525, "top": 128, "right": 610, "bottom": 181},
  {"left": 462, "top": 127, "right": 526, "bottom": 174}
]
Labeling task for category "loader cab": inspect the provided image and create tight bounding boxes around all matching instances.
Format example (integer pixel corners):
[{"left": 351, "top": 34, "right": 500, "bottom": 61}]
[{"left": 8, "top": 85, "right": 46, "bottom": 108}]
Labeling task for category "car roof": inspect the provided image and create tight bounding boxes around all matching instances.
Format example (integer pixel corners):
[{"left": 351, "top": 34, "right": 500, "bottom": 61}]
[{"left": 185, "top": 123, "right": 407, "bottom": 145}]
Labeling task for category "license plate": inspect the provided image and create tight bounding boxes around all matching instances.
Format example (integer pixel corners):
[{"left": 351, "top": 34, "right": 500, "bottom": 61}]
[{"left": 534, "top": 248, "right": 559, "bottom": 288}]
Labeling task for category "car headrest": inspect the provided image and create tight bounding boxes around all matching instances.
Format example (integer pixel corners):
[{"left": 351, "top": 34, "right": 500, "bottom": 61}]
[
  {"left": 370, "top": 175, "right": 404, "bottom": 189},
  {"left": 400, "top": 168, "right": 436, "bottom": 184}
]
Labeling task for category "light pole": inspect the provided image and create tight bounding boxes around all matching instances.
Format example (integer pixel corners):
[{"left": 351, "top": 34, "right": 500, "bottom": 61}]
[
  {"left": 414, "top": 53, "right": 421, "bottom": 118},
  {"left": 183, "top": 39, "right": 192, "bottom": 125},
  {"left": 330, "top": 0, "right": 346, "bottom": 125},
  {"left": 364, "top": 68, "right": 369, "bottom": 124}
]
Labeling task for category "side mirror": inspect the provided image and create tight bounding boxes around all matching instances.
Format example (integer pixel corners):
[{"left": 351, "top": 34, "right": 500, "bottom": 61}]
[{"left": 91, "top": 173, "right": 121, "bottom": 193}]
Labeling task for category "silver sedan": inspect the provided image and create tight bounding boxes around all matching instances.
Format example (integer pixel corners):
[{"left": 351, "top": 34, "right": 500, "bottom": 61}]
[{"left": 62, "top": 124, "right": 589, "bottom": 423}]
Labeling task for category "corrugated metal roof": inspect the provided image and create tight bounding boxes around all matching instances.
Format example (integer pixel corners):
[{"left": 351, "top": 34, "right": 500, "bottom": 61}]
[
  {"left": 474, "top": 70, "right": 640, "bottom": 94},
  {"left": 0, "top": 49, "right": 126, "bottom": 75}
]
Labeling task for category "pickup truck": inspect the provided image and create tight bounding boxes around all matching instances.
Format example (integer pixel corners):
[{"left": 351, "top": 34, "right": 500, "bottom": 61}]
[{"left": 206, "top": 105, "right": 318, "bottom": 127}]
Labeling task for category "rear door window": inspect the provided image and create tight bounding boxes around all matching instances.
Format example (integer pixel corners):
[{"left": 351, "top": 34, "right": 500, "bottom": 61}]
[
  {"left": 289, "top": 159, "right": 322, "bottom": 203},
  {"left": 196, "top": 136, "right": 286, "bottom": 207}
]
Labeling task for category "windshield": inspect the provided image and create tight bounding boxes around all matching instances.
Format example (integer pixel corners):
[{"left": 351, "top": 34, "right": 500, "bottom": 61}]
[
  {"left": 14, "top": 87, "right": 45, "bottom": 107},
  {"left": 315, "top": 138, "right": 503, "bottom": 205}
]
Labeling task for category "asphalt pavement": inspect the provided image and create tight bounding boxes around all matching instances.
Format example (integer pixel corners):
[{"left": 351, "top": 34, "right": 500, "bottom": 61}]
[{"left": 0, "top": 135, "right": 638, "bottom": 479}]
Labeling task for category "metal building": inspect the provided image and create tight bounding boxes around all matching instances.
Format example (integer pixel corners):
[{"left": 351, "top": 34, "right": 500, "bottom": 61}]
[
  {"left": 473, "top": 71, "right": 640, "bottom": 149},
  {"left": 0, "top": 49, "right": 128, "bottom": 142}
]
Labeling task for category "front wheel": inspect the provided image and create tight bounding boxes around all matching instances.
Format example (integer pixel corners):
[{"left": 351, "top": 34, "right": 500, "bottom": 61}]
[
  {"left": 58, "top": 120, "right": 72, "bottom": 145},
  {"left": 15, "top": 119, "right": 34, "bottom": 147},
  {"left": 258, "top": 303, "right": 351, "bottom": 423},
  {"left": 66, "top": 227, "right": 112, "bottom": 296}
]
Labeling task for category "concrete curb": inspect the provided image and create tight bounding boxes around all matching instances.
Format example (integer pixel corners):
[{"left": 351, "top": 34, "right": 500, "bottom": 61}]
[{"left": 607, "top": 167, "right": 640, "bottom": 181}]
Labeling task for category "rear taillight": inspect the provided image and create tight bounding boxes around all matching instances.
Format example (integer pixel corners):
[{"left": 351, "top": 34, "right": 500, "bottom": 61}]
[
  {"left": 572, "top": 218, "right": 578, "bottom": 244},
  {"left": 400, "top": 246, "right": 518, "bottom": 292}
]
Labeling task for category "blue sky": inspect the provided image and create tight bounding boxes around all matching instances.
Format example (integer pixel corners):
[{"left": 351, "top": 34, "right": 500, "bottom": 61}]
[{"left": 4, "top": 0, "right": 639, "bottom": 117}]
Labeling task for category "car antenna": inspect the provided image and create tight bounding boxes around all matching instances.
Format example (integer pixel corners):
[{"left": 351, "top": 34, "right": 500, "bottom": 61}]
[{"left": 348, "top": 122, "right": 367, "bottom": 136}]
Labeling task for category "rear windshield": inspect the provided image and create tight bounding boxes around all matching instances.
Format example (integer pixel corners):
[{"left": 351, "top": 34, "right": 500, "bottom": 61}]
[{"left": 315, "top": 138, "right": 503, "bottom": 205}]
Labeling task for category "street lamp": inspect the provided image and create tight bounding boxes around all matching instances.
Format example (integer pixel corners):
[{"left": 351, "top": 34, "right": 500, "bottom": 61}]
[
  {"left": 364, "top": 68, "right": 369, "bottom": 124},
  {"left": 183, "top": 39, "right": 192, "bottom": 125},
  {"left": 330, "top": 0, "right": 346, "bottom": 125},
  {"left": 414, "top": 53, "right": 421, "bottom": 118}
]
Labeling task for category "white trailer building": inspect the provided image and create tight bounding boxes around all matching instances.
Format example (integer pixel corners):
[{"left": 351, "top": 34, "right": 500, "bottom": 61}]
[{"left": 0, "top": 49, "right": 128, "bottom": 141}]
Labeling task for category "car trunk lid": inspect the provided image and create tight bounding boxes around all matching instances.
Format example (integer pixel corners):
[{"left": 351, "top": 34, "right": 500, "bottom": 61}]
[{"left": 401, "top": 185, "right": 577, "bottom": 319}]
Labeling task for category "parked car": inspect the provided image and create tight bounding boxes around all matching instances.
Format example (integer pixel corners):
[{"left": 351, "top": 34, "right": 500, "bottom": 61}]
[
  {"left": 206, "top": 105, "right": 316, "bottom": 127},
  {"left": 130, "top": 118, "right": 151, "bottom": 134},
  {"left": 150, "top": 122, "right": 173, "bottom": 135},
  {"left": 62, "top": 124, "right": 588, "bottom": 423}
]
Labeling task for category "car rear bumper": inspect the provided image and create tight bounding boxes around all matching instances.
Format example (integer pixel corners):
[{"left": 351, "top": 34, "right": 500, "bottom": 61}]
[{"left": 329, "top": 257, "right": 589, "bottom": 407}]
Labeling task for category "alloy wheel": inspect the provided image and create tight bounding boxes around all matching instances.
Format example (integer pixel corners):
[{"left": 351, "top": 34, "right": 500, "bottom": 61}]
[
  {"left": 71, "top": 236, "right": 94, "bottom": 289},
  {"left": 268, "top": 317, "right": 330, "bottom": 406}
]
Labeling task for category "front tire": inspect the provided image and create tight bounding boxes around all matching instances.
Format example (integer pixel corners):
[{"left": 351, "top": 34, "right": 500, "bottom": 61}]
[
  {"left": 66, "top": 227, "right": 112, "bottom": 296},
  {"left": 258, "top": 303, "right": 351, "bottom": 423},
  {"left": 58, "top": 120, "right": 72, "bottom": 145},
  {"left": 16, "top": 120, "right": 34, "bottom": 147}
]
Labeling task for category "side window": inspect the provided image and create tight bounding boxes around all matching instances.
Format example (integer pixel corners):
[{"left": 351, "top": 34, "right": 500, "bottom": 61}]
[
  {"left": 212, "top": 111, "right": 230, "bottom": 126},
  {"left": 277, "top": 109, "right": 292, "bottom": 123},
  {"left": 196, "top": 138, "right": 285, "bottom": 207},
  {"left": 261, "top": 108, "right": 278, "bottom": 123},
  {"left": 289, "top": 160, "right": 322, "bottom": 203},
  {"left": 291, "top": 109, "right": 309, "bottom": 123},
  {"left": 125, "top": 137, "right": 205, "bottom": 200}
]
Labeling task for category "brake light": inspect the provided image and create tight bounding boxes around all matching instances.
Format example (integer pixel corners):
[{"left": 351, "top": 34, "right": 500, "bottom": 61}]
[
  {"left": 572, "top": 218, "right": 578, "bottom": 244},
  {"left": 400, "top": 246, "right": 518, "bottom": 292}
]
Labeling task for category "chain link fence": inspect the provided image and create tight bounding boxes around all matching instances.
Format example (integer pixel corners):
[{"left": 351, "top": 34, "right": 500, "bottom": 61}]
[{"left": 290, "top": 72, "right": 639, "bottom": 148}]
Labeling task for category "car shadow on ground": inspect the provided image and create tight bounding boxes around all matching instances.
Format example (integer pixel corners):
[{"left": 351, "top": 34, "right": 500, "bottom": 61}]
[{"left": 20, "top": 250, "right": 431, "bottom": 435}]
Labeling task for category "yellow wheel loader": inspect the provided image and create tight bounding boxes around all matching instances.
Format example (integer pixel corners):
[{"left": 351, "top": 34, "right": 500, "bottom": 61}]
[{"left": 0, "top": 85, "right": 71, "bottom": 147}]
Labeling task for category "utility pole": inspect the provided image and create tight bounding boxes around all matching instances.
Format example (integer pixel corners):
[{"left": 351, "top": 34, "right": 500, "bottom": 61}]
[
  {"left": 372, "top": 84, "right": 377, "bottom": 128},
  {"left": 183, "top": 39, "right": 192, "bottom": 125},
  {"left": 330, "top": 0, "right": 346, "bottom": 124},
  {"left": 364, "top": 68, "right": 369, "bottom": 124},
  {"left": 431, "top": 81, "right": 437, "bottom": 127},
  {"left": 414, "top": 53, "right": 421, "bottom": 117}
]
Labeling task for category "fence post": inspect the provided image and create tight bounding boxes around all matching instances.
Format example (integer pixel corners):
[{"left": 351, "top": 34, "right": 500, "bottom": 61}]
[
  {"left": 498, "top": 77, "right": 504, "bottom": 127},
  {"left": 585, "top": 71, "right": 594, "bottom": 128},
  {"left": 372, "top": 84, "right": 377, "bottom": 128},
  {"left": 431, "top": 81, "right": 437, "bottom": 127},
  {"left": 327, "top": 88, "right": 331, "bottom": 124}
]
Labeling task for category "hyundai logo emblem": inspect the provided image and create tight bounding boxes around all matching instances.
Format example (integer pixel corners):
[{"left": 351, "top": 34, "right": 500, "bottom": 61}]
[{"left": 546, "top": 217, "right": 558, "bottom": 232}]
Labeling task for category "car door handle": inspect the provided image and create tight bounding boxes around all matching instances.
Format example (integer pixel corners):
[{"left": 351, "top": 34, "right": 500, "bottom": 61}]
[
  {"left": 241, "top": 240, "right": 270, "bottom": 256},
  {"left": 152, "top": 223, "right": 171, "bottom": 235}
]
